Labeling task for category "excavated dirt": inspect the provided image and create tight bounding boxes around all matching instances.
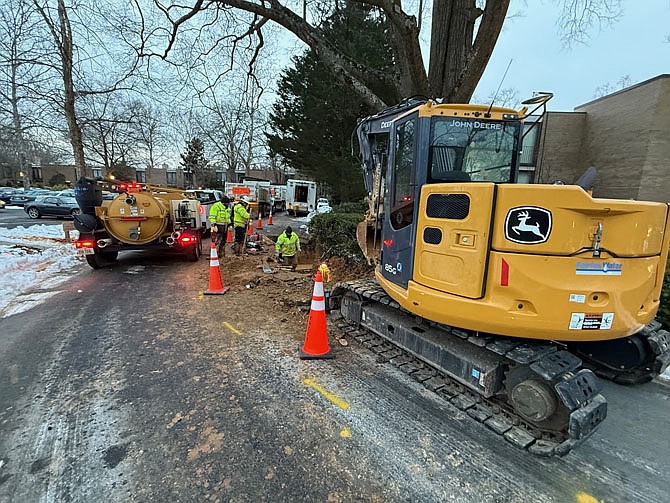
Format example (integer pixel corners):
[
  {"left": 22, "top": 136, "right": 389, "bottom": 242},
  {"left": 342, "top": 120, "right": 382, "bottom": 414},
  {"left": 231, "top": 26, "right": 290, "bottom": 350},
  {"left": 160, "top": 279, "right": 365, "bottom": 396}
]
[{"left": 193, "top": 238, "right": 374, "bottom": 341}]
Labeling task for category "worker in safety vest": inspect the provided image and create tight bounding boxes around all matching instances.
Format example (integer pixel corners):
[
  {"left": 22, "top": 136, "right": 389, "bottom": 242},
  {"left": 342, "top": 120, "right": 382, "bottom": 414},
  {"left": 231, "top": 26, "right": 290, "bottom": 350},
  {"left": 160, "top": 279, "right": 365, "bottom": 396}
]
[
  {"left": 209, "top": 199, "right": 230, "bottom": 257},
  {"left": 275, "top": 225, "right": 301, "bottom": 270},
  {"left": 232, "top": 196, "right": 251, "bottom": 255}
]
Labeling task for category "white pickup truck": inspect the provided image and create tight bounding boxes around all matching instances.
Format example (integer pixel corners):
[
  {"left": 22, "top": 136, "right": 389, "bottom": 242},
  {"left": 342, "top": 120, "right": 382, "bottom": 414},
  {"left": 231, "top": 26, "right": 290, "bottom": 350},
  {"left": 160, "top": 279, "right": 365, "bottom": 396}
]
[{"left": 185, "top": 189, "right": 229, "bottom": 234}]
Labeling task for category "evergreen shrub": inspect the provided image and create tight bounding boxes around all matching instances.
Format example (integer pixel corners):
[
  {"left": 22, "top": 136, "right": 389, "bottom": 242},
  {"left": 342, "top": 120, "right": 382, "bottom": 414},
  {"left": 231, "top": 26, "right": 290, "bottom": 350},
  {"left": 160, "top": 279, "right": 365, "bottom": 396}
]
[{"left": 308, "top": 212, "right": 365, "bottom": 263}]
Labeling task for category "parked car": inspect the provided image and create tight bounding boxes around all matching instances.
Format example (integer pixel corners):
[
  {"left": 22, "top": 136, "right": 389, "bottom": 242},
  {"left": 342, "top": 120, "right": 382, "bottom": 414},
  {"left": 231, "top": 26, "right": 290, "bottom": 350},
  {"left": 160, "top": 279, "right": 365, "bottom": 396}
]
[
  {"left": 10, "top": 188, "right": 53, "bottom": 206},
  {"left": 0, "top": 199, "right": 5, "bottom": 210},
  {"left": 0, "top": 187, "right": 22, "bottom": 204},
  {"left": 55, "top": 189, "right": 76, "bottom": 197},
  {"left": 316, "top": 198, "right": 332, "bottom": 214},
  {"left": 24, "top": 195, "right": 81, "bottom": 219}
]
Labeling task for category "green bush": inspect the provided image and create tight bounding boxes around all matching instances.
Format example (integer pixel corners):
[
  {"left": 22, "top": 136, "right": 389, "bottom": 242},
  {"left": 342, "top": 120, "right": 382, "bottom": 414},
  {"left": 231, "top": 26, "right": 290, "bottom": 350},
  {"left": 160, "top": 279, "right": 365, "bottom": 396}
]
[
  {"left": 308, "top": 212, "right": 365, "bottom": 262},
  {"left": 335, "top": 201, "right": 367, "bottom": 214}
]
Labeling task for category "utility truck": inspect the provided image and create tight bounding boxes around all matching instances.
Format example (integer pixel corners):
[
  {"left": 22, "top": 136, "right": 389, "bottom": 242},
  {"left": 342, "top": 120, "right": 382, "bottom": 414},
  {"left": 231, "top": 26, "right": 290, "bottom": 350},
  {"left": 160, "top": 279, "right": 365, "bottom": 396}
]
[
  {"left": 73, "top": 179, "right": 204, "bottom": 268},
  {"left": 286, "top": 179, "right": 317, "bottom": 216}
]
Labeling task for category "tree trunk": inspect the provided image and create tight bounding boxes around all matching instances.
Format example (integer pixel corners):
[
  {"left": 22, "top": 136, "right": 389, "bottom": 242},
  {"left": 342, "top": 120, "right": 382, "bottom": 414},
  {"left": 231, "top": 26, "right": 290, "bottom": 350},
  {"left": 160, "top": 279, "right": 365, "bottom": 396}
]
[
  {"left": 55, "top": 0, "right": 86, "bottom": 178},
  {"left": 428, "top": 0, "right": 509, "bottom": 103}
]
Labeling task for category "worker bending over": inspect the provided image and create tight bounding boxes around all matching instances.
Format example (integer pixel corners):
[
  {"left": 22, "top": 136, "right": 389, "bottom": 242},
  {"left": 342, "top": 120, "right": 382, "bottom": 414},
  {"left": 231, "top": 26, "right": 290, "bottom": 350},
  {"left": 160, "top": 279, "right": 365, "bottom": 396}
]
[
  {"left": 209, "top": 198, "right": 230, "bottom": 257},
  {"left": 232, "top": 196, "right": 251, "bottom": 256},
  {"left": 276, "top": 226, "right": 301, "bottom": 271}
]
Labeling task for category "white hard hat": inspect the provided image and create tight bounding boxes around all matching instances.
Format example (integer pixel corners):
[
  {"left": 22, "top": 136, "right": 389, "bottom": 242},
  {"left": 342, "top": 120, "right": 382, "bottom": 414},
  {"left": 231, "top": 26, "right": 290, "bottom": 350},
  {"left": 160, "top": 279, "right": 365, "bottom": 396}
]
[{"left": 241, "top": 196, "right": 250, "bottom": 204}]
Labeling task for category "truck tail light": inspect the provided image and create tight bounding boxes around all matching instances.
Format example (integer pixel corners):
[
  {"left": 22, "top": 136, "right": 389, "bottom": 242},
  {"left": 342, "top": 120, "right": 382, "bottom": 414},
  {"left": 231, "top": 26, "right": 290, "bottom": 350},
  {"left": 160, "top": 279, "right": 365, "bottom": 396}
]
[
  {"left": 198, "top": 205, "right": 204, "bottom": 215},
  {"left": 179, "top": 235, "right": 197, "bottom": 244},
  {"left": 74, "top": 239, "right": 95, "bottom": 249}
]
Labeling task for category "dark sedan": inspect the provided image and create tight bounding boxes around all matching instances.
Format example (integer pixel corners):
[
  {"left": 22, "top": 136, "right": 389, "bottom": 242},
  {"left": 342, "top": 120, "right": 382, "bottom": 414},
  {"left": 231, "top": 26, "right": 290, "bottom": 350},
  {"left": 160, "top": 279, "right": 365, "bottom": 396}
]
[
  {"left": 0, "top": 187, "right": 22, "bottom": 204},
  {"left": 24, "top": 196, "right": 81, "bottom": 219},
  {"left": 10, "top": 189, "right": 53, "bottom": 206}
]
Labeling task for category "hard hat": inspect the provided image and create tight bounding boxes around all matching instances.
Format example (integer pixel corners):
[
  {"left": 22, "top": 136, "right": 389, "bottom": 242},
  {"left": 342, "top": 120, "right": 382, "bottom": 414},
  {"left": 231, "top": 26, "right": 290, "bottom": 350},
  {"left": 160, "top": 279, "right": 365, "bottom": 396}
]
[{"left": 241, "top": 196, "right": 250, "bottom": 204}]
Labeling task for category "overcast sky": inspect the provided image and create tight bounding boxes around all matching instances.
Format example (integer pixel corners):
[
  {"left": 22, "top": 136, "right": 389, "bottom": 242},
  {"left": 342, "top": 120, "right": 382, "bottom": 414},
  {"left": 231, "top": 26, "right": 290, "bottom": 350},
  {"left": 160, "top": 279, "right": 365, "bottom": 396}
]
[{"left": 473, "top": 0, "right": 670, "bottom": 111}]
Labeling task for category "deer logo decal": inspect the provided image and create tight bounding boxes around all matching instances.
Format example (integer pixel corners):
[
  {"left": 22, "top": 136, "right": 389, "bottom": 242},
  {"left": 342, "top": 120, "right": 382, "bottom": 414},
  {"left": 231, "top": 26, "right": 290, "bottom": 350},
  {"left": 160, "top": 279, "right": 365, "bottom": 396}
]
[{"left": 504, "top": 207, "right": 552, "bottom": 244}]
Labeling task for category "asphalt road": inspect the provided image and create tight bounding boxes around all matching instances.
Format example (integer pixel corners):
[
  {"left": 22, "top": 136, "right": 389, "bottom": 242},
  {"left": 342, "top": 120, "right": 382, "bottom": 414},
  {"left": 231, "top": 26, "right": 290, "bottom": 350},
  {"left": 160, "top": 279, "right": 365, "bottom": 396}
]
[{"left": 0, "top": 244, "right": 669, "bottom": 502}]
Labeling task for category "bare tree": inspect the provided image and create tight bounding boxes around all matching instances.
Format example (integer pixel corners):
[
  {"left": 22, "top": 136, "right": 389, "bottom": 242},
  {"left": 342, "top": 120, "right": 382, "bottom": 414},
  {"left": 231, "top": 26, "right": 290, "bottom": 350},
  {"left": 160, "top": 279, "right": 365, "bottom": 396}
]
[
  {"left": 132, "top": 0, "right": 623, "bottom": 110},
  {"left": 593, "top": 74, "right": 631, "bottom": 99},
  {"left": 0, "top": 0, "right": 55, "bottom": 185}
]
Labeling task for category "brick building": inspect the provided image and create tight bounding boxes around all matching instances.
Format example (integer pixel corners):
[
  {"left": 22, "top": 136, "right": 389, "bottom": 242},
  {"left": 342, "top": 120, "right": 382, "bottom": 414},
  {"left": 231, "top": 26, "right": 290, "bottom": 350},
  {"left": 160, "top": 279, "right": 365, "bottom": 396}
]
[{"left": 523, "top": 74, "right": 670, "bottom": 202}]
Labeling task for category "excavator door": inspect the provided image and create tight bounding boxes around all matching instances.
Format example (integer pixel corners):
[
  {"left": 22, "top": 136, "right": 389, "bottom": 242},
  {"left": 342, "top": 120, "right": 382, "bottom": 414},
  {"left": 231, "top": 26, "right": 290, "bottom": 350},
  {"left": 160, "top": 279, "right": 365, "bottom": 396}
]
[{"left": 413, "top": 183, "right": 495, "bottom": 298}]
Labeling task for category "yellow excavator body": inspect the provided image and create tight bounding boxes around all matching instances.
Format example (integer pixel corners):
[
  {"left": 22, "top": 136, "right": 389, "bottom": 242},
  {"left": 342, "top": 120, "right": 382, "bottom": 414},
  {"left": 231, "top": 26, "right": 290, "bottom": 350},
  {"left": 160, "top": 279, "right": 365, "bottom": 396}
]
[{"left": 378, "top": 182, "right": 669, "bottom": 341}]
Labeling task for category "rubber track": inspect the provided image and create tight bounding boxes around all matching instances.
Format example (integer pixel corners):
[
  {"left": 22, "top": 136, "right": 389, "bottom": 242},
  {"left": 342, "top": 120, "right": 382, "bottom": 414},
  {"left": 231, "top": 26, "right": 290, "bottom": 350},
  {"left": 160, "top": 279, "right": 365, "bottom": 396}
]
[
  {"left": 330, "top": 279, "right": 607, "bottom": 457},
  {"left": 578, "top": 320, "right": 670, "bottom": 385}
]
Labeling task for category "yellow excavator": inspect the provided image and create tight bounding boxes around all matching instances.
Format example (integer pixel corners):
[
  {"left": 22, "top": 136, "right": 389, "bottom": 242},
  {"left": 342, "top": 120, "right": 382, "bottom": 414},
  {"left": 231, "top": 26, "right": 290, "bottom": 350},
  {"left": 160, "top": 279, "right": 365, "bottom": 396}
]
[{"left": 330, "top": 96, "right": 670, "bottom": 456}]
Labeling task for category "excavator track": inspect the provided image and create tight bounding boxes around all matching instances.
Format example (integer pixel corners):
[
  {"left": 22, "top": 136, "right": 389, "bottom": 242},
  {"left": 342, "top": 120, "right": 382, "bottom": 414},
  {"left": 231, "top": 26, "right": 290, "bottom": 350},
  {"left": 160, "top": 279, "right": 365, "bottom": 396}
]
[
  {"left": 571, "top": 320, "right": 670, "bottom": 385},
  {"left": 330, "top": 279, "right": 608, "bottom": 457}
]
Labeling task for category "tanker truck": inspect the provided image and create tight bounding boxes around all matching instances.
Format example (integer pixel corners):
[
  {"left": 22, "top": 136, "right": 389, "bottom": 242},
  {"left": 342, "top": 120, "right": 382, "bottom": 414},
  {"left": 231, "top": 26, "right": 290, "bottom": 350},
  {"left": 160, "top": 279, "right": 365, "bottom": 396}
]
[{"left": 72, "top": 178, "right": 204, "bottom": 269}]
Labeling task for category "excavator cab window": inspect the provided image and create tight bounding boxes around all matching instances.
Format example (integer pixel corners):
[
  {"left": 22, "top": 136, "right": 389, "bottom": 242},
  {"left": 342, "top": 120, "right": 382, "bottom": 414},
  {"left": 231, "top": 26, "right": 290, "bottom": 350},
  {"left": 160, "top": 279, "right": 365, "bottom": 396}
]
[
  {"left": 390, "top": 117, "right": 417, "bottom": 230},
  {"left": 428, "top": 117, "right": 520, "bottom": 183}
]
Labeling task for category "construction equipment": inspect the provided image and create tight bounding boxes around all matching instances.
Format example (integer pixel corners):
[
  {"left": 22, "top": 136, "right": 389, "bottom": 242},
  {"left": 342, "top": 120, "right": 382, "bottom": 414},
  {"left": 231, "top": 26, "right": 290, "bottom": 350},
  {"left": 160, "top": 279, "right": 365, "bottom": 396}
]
[
  {"left": 330, "top": 96, "right": 670, "bottom": 456},
  {"left": 73, "top": 178, "right": 204, "bottom": 268}
]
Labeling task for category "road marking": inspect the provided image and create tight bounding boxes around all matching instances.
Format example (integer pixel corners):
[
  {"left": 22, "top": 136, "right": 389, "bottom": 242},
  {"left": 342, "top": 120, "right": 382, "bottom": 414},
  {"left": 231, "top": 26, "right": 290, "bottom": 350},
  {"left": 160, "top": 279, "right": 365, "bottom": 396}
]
[
  {"left": 339, "top": 427, "right": 352, "bottom": 438},
  {"left": 575, "top": 492, "right": 600, "bottom": 503},
  {"left": 223, "top": 322, "right": 242, "bottom": 335},
  {"left": 303, "top": 378, "right": 350, "bottom": 410}
]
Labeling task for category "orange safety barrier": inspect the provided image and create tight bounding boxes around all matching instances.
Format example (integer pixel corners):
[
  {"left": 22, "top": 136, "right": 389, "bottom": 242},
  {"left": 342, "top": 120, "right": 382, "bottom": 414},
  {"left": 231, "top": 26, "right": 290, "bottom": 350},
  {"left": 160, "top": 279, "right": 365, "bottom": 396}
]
[
  {"left": 300, "top": 270, "right": 333, "bottom": 359},
  {"left": 204, "top": 242, "right": 228, "bottom": 295}
]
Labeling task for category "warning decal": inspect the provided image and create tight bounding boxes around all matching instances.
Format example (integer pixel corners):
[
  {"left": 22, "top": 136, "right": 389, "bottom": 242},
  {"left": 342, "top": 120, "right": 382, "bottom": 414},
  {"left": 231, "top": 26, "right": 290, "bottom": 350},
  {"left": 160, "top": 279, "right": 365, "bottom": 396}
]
[{"left": 569, "top": 312, "right": 614, "bottom": 330}]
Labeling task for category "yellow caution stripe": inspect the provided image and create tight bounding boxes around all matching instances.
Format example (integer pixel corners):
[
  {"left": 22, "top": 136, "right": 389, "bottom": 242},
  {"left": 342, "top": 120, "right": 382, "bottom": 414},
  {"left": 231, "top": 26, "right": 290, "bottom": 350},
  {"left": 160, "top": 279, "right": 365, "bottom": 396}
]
[
  {"left": 303, "top": 378, "right": 350, "bottom": 410},
  {"left": 223, "top": 322, "right": 242, "bottom": 335}
]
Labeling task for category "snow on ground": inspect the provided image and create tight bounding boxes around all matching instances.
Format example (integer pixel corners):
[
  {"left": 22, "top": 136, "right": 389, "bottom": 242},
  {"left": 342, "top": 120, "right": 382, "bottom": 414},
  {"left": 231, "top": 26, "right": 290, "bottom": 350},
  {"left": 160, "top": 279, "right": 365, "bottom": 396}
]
[{"left": 0, "top": 224, "right": 82, "bottom": 318}]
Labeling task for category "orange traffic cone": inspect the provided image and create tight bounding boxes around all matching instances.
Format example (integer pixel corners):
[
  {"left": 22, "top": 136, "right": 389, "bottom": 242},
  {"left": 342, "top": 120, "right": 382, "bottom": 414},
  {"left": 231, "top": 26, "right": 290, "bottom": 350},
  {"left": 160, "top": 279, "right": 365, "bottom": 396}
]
[
  {"left": 300, "top": 270, "right": 333, "bottom": 359},
  {"left": 257, "top": 214, "right": 263, "bottom": 230},
  {"left": 247, "top": 222, "right": 253, "bottom": 236},
  {"left": 267, "top": 211, "right": 273, "bottom": 225},
  {"left": 204, "top": 242, "right": 228, "bottom": 295},
  {"left": 226, "top": 226, "right": 233, "bottom": 243}
]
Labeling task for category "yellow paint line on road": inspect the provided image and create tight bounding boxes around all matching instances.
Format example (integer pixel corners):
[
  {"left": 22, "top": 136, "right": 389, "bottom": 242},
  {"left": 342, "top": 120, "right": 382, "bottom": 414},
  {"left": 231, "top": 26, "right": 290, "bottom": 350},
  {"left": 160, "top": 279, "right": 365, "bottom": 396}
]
[
  {"left": 223, "top": 322, "right": 242, "bottom": 335},
  {"left": 303, "top": 378, "right": 350, "bottom": 410},
  {"left": 576, "top": 492, "right": 600, "bottom": 503}
]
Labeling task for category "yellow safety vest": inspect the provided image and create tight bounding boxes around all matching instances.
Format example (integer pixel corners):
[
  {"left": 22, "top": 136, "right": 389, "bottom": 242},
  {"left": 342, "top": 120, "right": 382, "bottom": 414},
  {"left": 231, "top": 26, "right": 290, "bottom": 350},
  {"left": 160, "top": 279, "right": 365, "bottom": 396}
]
[{"left": 276, "top": 231, "right": 300, "bottom": 256}]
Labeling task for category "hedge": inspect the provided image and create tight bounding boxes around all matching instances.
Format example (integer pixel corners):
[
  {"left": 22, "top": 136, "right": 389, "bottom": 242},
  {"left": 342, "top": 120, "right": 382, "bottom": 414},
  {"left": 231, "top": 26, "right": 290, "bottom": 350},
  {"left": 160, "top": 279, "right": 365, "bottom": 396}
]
[{"left": 308, "top": 212, "right": 366, "bottom": 263}]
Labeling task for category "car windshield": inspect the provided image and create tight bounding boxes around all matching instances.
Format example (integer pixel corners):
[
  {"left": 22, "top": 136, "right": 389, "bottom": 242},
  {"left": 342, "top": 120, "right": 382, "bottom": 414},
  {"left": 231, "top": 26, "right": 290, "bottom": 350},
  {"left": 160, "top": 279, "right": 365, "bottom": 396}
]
[
  {"left": 429, "top": 117, "right": 521, "bottom": 183},
  {"left": 189, "top": 191, "right": 217, "bottom": 203}
]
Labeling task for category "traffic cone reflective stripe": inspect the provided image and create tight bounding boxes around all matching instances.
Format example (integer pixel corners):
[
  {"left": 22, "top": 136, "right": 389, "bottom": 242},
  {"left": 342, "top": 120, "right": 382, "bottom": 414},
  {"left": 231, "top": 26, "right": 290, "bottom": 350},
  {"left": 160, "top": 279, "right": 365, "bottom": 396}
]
[
  {"left": 267, "top": 211, "right": 273, "bottom": 225},
  {"left": 257, "top": 215, "right": 263, "bottom": 229},
  {"left": 226, "top": 227, "right": 233, "bottom": 243},
  {"left": 204, "top": 242, "right": 228, "bottom": 295},
  {"left": 300, "top": 270, "right": 333, "bottom": 359}
]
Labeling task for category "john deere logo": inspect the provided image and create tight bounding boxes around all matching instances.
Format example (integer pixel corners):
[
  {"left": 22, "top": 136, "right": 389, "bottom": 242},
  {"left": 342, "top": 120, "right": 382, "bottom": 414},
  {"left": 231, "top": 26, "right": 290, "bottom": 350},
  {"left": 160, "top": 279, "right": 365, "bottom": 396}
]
[{"left": 504, "top": 206, "right": 552, "bottom": 244}]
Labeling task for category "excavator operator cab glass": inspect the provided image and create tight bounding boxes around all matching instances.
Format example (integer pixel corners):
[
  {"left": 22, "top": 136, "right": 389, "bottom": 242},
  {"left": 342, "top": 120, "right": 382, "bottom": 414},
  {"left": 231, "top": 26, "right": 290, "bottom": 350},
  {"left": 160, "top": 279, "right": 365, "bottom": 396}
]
[
  {"left": 428, "top": 117, "right": 521, "bottom": 183},
  {"left": 390, "top": 116, "right": 417, "bottom": 230}
]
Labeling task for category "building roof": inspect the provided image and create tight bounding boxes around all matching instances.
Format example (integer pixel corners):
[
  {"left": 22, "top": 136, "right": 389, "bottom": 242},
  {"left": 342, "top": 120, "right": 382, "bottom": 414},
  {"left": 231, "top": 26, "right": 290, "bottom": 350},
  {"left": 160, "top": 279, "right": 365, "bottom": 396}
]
[{"left": 575, "top": 74, "right": 669, "bottom": 110}]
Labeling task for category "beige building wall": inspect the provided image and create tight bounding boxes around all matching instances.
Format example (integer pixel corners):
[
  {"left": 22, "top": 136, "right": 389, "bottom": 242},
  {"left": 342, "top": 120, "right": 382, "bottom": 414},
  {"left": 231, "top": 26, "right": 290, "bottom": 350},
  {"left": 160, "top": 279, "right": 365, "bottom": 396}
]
[
  {"left": 535, "top": 112, "right": 587, "bottom": 185},
  {"left": 574, "top": 74, "right": 669, "bottom": 201}
]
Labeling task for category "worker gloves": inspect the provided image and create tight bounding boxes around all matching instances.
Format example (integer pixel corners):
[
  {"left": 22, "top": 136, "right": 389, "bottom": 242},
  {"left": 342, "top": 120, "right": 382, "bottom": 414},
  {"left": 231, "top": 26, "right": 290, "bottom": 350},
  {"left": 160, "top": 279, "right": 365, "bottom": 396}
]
[{"left": 211, "top": 224, "right": 218, "bottom": 233}]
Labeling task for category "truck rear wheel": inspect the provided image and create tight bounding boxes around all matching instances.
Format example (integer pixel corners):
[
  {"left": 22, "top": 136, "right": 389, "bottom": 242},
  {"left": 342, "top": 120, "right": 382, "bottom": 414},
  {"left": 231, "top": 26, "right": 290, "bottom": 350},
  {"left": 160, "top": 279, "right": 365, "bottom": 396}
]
[
  {"left": 85, "top": 250, "right": 117, "bottom": 269},
  {"left": 186, "top": 234, "right": 202, "bottom": 262}
]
